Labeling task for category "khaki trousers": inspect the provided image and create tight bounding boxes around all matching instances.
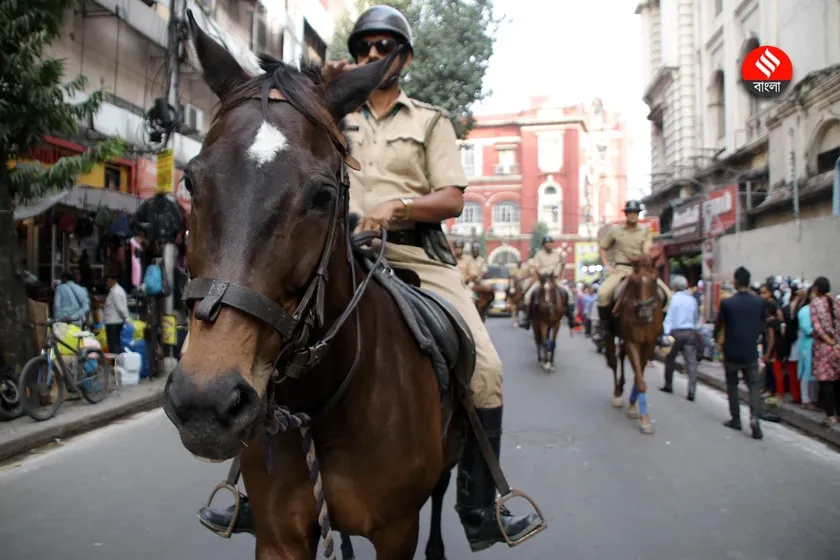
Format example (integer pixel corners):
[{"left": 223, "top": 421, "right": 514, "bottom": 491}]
[
  {"left": 597, "top": 266, "right": 672, "bottom": 308},
  {"left": 380, "top": 242, "right": 503, "bottom": 408},
  {"left": 524, "top": 279, "right": 572, "bottom": 307}
]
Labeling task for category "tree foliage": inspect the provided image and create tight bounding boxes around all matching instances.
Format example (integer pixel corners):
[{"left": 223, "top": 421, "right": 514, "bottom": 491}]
[
  {"left": 529, "top": 222, "right": 549, "bottom": 258},
  {"left": 328, "top": 0, "right": 498, "bottom": 139},
  {"left": 0, "top": 0, "right": 125, "bottom": 369}
]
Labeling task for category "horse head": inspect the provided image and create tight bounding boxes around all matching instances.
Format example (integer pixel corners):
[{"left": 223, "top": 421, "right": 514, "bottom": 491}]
[
  {"left": 163, "top": 11, "right": 406, "bottom": 461},
  {"left": 628, "top": 252, "right": 662, "bottom": 325}
]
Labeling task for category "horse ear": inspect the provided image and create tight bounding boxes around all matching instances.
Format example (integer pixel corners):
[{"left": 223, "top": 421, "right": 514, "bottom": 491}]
[
  {"left": 185, "top": 9, "right": 258, "bottom": 99},
  {"left": 322, "top": 47, "right": 409, "bottom": 121}
]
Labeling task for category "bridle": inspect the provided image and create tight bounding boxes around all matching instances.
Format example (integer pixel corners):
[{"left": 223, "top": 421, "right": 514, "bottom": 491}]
[{"left": 182, "top": 88, "right": 387, "bottom": 418}]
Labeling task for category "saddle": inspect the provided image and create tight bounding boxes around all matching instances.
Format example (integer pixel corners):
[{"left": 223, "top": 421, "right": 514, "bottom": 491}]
[{"left": 354, "top": 248, "right": 476, "bottom": 394}]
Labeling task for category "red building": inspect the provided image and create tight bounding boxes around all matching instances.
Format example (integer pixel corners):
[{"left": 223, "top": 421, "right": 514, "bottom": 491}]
[{"left": 445, "top": 97, "right": 629, "bottom": 283}]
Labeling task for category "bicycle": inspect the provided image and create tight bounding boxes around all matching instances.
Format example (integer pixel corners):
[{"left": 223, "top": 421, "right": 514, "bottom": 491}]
[{"left": 18, "top": 320, "right": 110, "bottom": 421}]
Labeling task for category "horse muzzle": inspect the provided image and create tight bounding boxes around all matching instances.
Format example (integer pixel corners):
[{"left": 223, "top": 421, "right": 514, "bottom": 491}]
[{"left": 163, "top": 364, "right": 262, "bottom": 461}]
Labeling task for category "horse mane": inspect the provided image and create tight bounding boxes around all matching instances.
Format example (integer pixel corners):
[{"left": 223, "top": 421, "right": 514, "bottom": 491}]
[{"left": 212, "top": 55, "right": 343, "bottom": 148}]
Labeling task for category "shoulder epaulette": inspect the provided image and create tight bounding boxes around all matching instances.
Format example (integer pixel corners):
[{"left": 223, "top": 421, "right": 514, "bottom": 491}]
[{"left": 409, "top": 98, "right": 450, "bottom": 118}]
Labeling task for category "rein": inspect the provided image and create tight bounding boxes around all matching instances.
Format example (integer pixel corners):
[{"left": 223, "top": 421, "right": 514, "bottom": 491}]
[{"left": 184, "top": 88, "right": 383, "bottom": 559}]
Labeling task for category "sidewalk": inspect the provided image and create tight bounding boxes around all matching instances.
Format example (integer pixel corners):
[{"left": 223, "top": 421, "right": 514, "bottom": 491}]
[
  {"left": 654, "top": 352, "right": 840, "bottom": 449},
  {"left": 0, "top": 376, "right": 166, "bottom": 463}
]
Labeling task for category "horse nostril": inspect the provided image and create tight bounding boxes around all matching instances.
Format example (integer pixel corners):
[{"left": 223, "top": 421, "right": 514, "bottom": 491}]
[{"left": 221, "top": 387, "right": 248, "bottom": 421}]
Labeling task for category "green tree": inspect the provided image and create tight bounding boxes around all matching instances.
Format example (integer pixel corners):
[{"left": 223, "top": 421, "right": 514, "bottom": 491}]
[
  {"left": 0, "top": 0, "right": 125, "bottom": 369},
  {"left": 529, "top": 222, "right": 549, "bottom": 258},
  {"left": 328, "top": 0, "right": 498, "bottom": 139}
]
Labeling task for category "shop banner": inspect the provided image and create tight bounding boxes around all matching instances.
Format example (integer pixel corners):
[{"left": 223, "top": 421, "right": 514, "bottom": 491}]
[
  {"left": 575, "top": 242, "right": 601, "bottom": 283},
  {"left": 703, "top": 185, "right": 737, "bottom": 235},
  {"left": 156, "top": 148, "right": 174, "bottom": 193},
  {"left": 671, "top": 198, "right": 703, "bottom": 239}
]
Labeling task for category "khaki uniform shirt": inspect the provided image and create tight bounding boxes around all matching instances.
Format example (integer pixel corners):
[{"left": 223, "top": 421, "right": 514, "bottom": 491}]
[
  {"left": 468, "top": 256, "right": 488, "bottom": 281},
  {"left": 456, "top": 255, "right": 472, "bottom": 283},
  {"left": 530, "top": 249, "right": 565, "bottom": 277},
  {"left": 599, "top": 224, "right": 653, "bottom": 267},
  {"left": 343, "top": 90, "right": 468, "bottom": 229}
]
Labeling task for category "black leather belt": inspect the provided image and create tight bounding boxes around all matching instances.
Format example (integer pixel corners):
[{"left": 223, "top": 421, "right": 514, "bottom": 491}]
[
  {"left": 615, "top": 262, "right": 633, "bottom": 267},
  {"left": 387, "top": 229, "right": 422, "bottom": 247}
]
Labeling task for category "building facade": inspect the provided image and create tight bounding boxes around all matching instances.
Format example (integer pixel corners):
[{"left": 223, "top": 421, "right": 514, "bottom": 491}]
[
  {"left": 636, "top": 0, "right": 840, "bottom": 291},
  {"left": 444, "top": 97, "right": 630, "bottom": 283},
  {"left": 30, "top": 0, "right": 340, "bottom": 210}
]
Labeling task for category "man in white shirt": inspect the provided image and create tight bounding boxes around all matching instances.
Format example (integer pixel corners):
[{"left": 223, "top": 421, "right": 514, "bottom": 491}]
[{"left": 104, "top": 274, "right": 130, "bottom": 354}]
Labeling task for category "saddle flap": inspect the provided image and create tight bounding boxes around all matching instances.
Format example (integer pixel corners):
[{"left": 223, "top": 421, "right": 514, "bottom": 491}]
[{"left": 353, "top": 248, "right": 476, "bottom": 393}]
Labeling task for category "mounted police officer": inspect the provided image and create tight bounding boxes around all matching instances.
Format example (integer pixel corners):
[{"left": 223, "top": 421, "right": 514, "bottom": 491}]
[
  {"left": 522, "top": 235, "right": 575, "bottom": 329},
  {"left": 596, "top": 200, "right": 671, "bottom": 337},
  {"left": 467, "top": 244, "right": 488, "bottom": 284},
  {"left": 453, "top": 239, "right": 472, "bottom": 284},
  {"left": 197, "top": 5, "right": 544, "bottom": 551}
]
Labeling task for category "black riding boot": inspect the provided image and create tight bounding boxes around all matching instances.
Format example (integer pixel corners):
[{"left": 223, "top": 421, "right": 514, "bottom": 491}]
[
  {"left": 198, "top": 495, "right": 255, "bottom": 537},
  {"left": 598, "top": 305, "right": 612, "bottom": 341},
  {"left": 456, "top": 406, "right": 542, "bottom": 552}
]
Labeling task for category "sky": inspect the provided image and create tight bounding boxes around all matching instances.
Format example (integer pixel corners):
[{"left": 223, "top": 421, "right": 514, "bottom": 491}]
[{"left": 473, "top": 0, "right": 651, "bottom": 200}]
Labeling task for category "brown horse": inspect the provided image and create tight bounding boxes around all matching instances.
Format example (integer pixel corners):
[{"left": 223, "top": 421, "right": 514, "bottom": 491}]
[
  {"left": 604, "top": 252, "right": 665, "bottom": 434},
  {"left": 508, "top": 277, "right": 525, "bottom": 326},
  {"left": 473, "top": 283, "right": 495, "bottom": 322},
  {"left": 164, "top": 14, "right": 466, "bottom": 559},
  {"left": 530, "top": 274, "right": 565, "bottom": 372}
]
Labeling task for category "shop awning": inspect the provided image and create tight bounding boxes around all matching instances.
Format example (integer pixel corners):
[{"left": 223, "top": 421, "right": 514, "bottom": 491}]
[{"left": 14, "top": 185, "right": 140, "bottom": 221}]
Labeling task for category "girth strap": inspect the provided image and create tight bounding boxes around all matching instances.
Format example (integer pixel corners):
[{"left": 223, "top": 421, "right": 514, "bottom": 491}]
[{"left": 184, "top": 278, "right": 298, "bottom": 340}]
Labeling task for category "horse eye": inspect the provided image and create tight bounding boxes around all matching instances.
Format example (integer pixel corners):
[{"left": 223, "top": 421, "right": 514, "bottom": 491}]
[
  {"left": 312, "top": 187, "right": 335, "bottom": 209},
  {"left": 182, "top": 174, "right": 194, "bottom": 195}
]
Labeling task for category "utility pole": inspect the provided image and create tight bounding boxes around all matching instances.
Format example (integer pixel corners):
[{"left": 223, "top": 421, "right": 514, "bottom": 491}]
[{"left": 160, "top": 0, "right": 184, "bottom": 375}]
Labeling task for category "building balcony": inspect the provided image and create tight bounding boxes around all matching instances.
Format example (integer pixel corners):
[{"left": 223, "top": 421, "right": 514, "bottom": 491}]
[
  {"left": 450, "top": 223, "right": 483, "bottom": 236},
  {"left": 494, "top": 163, "right": 520, "bottom": 176},
  {"left": 488, "top": 223, "right": 521, "bottom": 237}
]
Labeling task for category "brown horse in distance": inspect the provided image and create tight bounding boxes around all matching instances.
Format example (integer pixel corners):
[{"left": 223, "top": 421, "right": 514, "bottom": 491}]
[
  {"left": 530, "top": 274, "right": 565, "bottom": 372},
  {"left": 605, "top": 249, "right": 666, "bottom": 434},
  {"left": 508, "top": 277, "right": 525, "bottom": 326},
  {"left": 164, "top": 15, "right": 463, "bottom": 559},
  {"left": 473, "top": 283, "right": 495, "bottom": 322}
]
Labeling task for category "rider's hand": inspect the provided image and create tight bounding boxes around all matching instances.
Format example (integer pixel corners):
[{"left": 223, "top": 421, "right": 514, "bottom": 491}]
[{"left": 355, "top": 200, "right": 401, "bottom": 235}]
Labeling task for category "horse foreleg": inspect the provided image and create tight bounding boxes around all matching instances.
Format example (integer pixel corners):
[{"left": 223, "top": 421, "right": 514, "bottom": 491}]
[
  {"left": 605, "top": 335, "right": 622, "bottom": 408},
  {"left": 340, "top": 533, "right": 355, "bottom": 560},
  {"left": 549, "top": 322, "right": 560, "bottom": 370},
  {"left": 424, "top": 470, "right": 451, "bottom": 560},
  {"left": 370, "top": 515, "right": 420, "bottom": 560},
  {"left": 626, "top": 343, "right": 653, "bottom": 434}
]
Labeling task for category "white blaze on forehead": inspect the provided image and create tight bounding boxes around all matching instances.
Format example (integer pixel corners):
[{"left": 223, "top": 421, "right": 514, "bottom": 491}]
[{"left": 247, "top": 121, "right": 288, "bottom": 166}]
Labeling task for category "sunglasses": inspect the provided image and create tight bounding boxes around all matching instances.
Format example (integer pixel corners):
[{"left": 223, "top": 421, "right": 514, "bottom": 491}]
[{"left": 353, "top": 38, "right": 400, "bottom": 57}]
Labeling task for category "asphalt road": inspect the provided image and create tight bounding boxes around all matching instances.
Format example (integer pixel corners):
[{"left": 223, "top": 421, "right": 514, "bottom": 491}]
[{"left": 3, "top": 319, "right": 840, "bottom": 560}]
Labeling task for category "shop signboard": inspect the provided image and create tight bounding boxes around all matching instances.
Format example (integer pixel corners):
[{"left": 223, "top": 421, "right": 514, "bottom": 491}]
[
  {"left": 575, "top": 242, "right": 601, "bottom": 283},
  {"left": 156, "top": 148, "right": 174, "bottom": 193},
  {"left": 136, "top": 158, "right": 158, "bottom": 199},
  {"left": 703, "top": 185, "right": 737, "bottom": 235},
  {"left": 671, "top": 198, "right": 702, "bottom": 240}
]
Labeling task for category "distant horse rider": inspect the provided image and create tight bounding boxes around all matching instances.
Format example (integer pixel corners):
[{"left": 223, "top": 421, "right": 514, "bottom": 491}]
[
  {"left": 596, "top": 200, "right": 672, "bottom": 338},
  {"left": 522, "top": 235, "right": 575, "bottom": 330}
]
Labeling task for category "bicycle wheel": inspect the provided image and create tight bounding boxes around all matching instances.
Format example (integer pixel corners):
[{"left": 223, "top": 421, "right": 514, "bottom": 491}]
[
  {"left": 78, "top": 349, "right": 110, "bottom": 404},
  {"left": 19, "top": 355, "right": 64, "bottom": 421}
]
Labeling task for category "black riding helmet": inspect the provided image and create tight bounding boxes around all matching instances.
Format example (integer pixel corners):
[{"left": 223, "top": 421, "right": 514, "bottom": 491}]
[
  {"left": 348, "top": 5, "right": 414, "bottom": 58},
  {"left": 624, "top": 200, "right": 643, "bottom": 213},
  {"left": 541, "top": 235, "right": 553, "bottom": 245}
]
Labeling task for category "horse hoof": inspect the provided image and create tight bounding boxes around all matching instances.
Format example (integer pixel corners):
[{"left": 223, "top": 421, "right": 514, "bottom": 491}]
[
  {"left": 626, "top": 408, "right": 639, "bottom": 419},
  {"left": 640, "top": 423, "right": 655, "bottom": 435},
  {"left": 612, "top": 397, "right": 623, "bottom": 408}
]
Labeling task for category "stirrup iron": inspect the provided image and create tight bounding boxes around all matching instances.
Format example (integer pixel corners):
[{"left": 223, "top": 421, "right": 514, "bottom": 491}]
[
  {"left": 495, "top": 488, "right": 547, "bottom": 547},
  {"left": 203, "top": 480, "right": 241, "bottom": 538}
]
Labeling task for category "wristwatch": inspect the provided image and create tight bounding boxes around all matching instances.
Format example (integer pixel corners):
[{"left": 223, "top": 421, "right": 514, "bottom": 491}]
[{"left": 399, "top": 197, "right": 413, "bottom": 221}]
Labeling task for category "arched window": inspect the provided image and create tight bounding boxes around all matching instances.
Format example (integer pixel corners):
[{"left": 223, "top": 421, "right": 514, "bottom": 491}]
[
  {"left": 708, "top": 69, "right": 725, "bottom": 141},
  {"left": 492, "top": 201, "right": 520, "bottom": 224},
  {"left": 457, "top": 201, "right": 482, "bottom": 224},
  {"left": 538, "top": 181, "right": 562, "bottom": 231}
]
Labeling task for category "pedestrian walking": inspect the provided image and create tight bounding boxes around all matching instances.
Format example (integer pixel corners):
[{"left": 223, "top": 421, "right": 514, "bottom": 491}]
[
  {"left": 103, "top": 274, "right": 130, "bottom": 355},
  {"left": 714, "top": 266, "right": 765, "bottom": 439},
  {"left": 809, "top": 276, "right": 840, "bottom": 426},
  {"left": 660, "top": 275, "right": 700, "bottom": 401},
  {"left": 796, "top": 285, "right": 820, "bottom": 411},
  {"left": 760, "top": 283, "right": 783, "bottom": 399}
]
